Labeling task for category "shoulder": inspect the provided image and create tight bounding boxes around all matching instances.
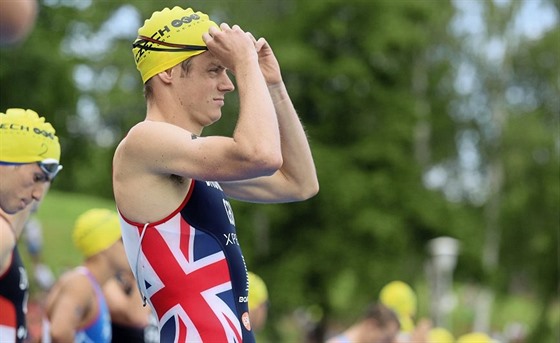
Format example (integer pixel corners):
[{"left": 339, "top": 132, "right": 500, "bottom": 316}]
[{"left": 57, "top": 270, "right": 95, "bottom": 299}]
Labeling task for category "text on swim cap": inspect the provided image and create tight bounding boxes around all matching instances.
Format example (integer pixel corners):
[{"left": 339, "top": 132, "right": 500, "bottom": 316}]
[
  {"left": 135, "top": 13, "right": 203, "bottom": 63},
  {"left": 0, "top": 123, "right": 55, "bottom": 140}
]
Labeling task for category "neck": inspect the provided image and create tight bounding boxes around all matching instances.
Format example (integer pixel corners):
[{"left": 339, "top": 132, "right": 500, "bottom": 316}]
[{"left": 83, "top": 256, "right": 114, "bottom": 286}]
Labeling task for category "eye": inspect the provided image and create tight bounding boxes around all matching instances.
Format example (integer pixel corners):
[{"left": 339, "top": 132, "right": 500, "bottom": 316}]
[
  {"left": 34, "top": 172, "right": 48, "bottom": 183},
  {"left": 209, "top": 65, "right": 226, "bottom": 73}
]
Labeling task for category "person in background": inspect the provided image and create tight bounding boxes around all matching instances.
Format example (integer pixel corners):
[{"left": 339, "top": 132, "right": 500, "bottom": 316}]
[
  {"left": 379, "top": 280, "right": 432, "bottom": 343},
  {"left": 103, "top": 269, "right": 158, "bottom": 343},
  {"left": 43, "top": 208, "right": 129, "bottom": 343},
  {"left": 0, "top": 108, "right": 61, "bottom": 343},
  {"left": 325, "top": 303, "right": 400, "bottom": 343},
  {"left": 112, "top": 5, "right": 318, "bottom": 342},
  {"left": 248, "top": 271, "right": 269, "bottom": 333}
]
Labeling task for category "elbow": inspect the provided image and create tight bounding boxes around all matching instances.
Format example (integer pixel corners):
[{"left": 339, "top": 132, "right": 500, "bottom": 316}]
[
  {"left": 49, "top": 328, "right": 74, "bottom": 343},
  {"left": 287, "top": 175, "right": 319, "bottom": 202},
  {"left": 249, "top": 148, "right": 283, "bottom": 176},
  {"left": 299, "top": 178, "right": 319, "bottom": 200}
]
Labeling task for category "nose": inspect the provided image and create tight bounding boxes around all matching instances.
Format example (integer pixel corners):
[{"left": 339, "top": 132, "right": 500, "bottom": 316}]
[
  {"left": 218, "top": 73, "right": 235, "bottom": 93},
  {"left": 31, "top": 184, "right": 45, "bottom": 202}
]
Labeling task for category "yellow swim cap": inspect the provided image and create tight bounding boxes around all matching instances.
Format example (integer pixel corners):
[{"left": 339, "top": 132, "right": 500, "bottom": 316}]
[
  {"left": 428, "top": 327, "right": 455, "bottom": 343},
  {"left": 457, "top": 332, "right": 492, "bottom": 343},
  {"left": 379, "top": 280, "right": 417, "bottom": 332},
  {"left": 132, "top": 6, "right": 218, "bottom": 83},
  {"left": 248, "top": 271, "right": 268, "bottom": 311},
  {"left": 0, "top": 108, "right": 61, "bottom": 164},
  {"left": 73, "top": 208, "right": 121, "bottom": 258}
]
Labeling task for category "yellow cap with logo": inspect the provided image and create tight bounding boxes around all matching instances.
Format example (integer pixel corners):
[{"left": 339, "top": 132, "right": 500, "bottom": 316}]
[
  {"left": 379, "top": 280, "right": 417, "bottom": 333},
  {"left": 0, "top": 108, "right": 61, "bottom": 164},
  {"left": 73, "top": 208, "right": 122, "bottom": 258},
  {"left": 132, "top": 6, "right": 218, "bottom": 83},
  {"left": 248, "top": 271, "right": 268, "bottom": 311}
]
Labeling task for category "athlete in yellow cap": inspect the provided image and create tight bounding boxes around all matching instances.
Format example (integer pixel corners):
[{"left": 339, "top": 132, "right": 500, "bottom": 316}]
[
  {"left": 113, "top": 6, "right": 318, "bottom": 343},
  {"left": 0, "top": 108, "right": 62, "bottom": 214},
  {"left": 379, "top": 280, "right": 436, "bottom": 343},
  {"left": 0, "top": 108, "right": 60, "bottom": 343},
  {"left": 248, "top": 272, "right": 269, "bottom": 332},
  {"left": 43, "top": 208, "right": 129, "bottom": 343},
  {"left": 326, "top": 303, "right": 400, "bottom": 343}
]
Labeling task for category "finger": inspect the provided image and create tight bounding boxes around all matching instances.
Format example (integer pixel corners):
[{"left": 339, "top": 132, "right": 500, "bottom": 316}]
[
  {"left": 208, "top": 26, "right": 221, "bottom": 36},
  {"left": 220, "top": 22, "right": 232, "bottom": 31},
  {"left": 245, "top": 31, "right": 257, "bottom": 44},
  {"left": 255, "top": 37, "right": 267, "bottom": 50},
  {"left": 202, "top": 32, "right": 212, "bottom": 44}
]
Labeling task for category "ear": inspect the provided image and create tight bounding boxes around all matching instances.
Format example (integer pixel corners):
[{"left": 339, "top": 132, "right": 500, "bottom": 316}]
[{"left": 155, "top": 67, "right": 174, "bottom": 84}]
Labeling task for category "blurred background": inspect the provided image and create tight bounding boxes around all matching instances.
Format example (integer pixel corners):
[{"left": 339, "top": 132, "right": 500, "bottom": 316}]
[{"left": 1, "top": 0, "right": 558, "bottom": 342}]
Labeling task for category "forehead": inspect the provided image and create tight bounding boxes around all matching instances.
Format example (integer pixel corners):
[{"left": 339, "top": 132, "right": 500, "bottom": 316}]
[{"left": 190, "top": 51, "right": 224, "bottom": 67}]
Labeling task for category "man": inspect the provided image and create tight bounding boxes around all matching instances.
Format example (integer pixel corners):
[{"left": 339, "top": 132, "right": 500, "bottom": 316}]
[
  {"left": 43, "top": 208, "right": 129, "bottom": 342},
  {"left": 112, "top": 6, "right": 318, "bottom": 343},
  {"left": 0, "top": 108, "right": 61, "bottom": 343},
  {"left": 326, "top": 303, "right": 401, "bottom": 343},
  {"left": 379, "top": 280, "right": 432, "bottom": 343}
]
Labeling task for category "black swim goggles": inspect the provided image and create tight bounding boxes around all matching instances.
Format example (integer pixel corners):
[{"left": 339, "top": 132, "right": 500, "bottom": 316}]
[
  {"left": 132, "top": 35, "right": 208, "bottom": 52},
  {"left": 38, "top": 158, "right": 63, "bottom": 181}
]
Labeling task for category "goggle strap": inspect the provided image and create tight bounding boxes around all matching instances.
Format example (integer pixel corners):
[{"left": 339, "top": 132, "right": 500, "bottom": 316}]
[{"left": 133, "top": 35, "right": 208, "bottom": 52}]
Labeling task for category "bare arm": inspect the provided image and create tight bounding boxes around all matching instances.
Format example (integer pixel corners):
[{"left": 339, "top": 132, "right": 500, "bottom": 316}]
[
  {"left": 104, "top": 275, "right": 151, "bottom": 327},
  {"left": 46, "top": 275, "right": 91, "bottom": 342},
  {"left": 222, "top": 37, "right": 319, "bottom": 202},
  {"left": 117, "top": 23, "right": 282, "bottom": 183}
]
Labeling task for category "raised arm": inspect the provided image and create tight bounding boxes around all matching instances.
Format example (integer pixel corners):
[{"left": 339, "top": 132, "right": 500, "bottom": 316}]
[{"left": 221, "top": 36, "right": 319, "bottom": 203}]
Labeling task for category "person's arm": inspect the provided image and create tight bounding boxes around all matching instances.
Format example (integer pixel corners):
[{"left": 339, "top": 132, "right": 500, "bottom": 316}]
[
  {"left": 117, "top": 24, "right": 283, "bottom": 183},
  {"left": 104, "top": 275, "right": 151, "bottom": 327},
  {"left": 46, "top": 276, "right": 91, "bottom": 342},
  {"left": 221, "top": 36, "right": 319, "bottom": 203}
]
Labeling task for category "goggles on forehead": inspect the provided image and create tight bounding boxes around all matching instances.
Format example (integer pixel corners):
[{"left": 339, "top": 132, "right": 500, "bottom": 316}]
[
  {"left": 38, "top": 158, "right": 63, "bottom": 181},
  {"left": 132, "top": 35, "right": 208, "bottom": 52}
]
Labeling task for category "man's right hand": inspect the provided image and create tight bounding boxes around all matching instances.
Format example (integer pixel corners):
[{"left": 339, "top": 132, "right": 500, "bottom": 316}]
[{"left": 203, "top": 23, "right": 259, "bottom": 73}]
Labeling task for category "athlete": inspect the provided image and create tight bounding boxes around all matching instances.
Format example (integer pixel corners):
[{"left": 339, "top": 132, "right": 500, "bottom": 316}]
[
  {"left": 0, "top": 108, "right": 61, "bottom": 343},
  {"left": 112, "top": 6, "right": 319, "bottom": 343},
  {"left": 326, "top": 303, "right": 400, "bottom": 343},
  {"left": 43, "top": 208, "right": 129, "bottom": 343}
]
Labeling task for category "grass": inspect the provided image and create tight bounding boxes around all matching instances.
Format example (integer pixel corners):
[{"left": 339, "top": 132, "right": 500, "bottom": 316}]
[{"left": 17, "top": 190, "right": 116, "bottom": 280}]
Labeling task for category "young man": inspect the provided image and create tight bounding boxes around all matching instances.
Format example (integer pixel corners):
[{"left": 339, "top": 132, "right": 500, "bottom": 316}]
[
  {"left": 0, "top": 108, "right": 61, "bottom": 343},
  {"left": 43, "top": 208, "right": 129, "bottom": 343},
  {"left": 112, "top": 6, "right": 319, "bottom": 343}
]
